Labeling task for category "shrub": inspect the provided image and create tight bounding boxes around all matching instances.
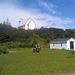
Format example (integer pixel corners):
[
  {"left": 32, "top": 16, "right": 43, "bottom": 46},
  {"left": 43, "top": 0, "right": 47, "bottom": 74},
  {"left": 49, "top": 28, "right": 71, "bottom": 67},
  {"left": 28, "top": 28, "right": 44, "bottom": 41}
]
[
  {"left": 0, "top": 47, "right": 8, "bottom": 54},
  {"left": 2, "top": 48, "right": 9, "bottom": 54},
  {"left": 0, "top": 49, "right": 2, "bottom": 54}
]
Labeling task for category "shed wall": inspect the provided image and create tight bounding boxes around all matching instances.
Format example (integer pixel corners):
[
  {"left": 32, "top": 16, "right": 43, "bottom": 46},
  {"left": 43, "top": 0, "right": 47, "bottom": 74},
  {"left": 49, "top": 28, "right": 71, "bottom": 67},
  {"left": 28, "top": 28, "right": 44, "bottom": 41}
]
[
  {"left": 67, "top": 38, "right": 75, "bottom": 50},
  {"left": 50, "top": 41, "right": 67, "bottom": 49}
]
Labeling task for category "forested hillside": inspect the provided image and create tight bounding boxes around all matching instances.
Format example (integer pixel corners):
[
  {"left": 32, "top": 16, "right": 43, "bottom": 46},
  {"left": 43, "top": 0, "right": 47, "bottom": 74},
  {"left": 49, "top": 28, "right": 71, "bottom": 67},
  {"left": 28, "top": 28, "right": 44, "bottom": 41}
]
[{"left": 0, "top": 23, "right": 75, "bottom": 48}]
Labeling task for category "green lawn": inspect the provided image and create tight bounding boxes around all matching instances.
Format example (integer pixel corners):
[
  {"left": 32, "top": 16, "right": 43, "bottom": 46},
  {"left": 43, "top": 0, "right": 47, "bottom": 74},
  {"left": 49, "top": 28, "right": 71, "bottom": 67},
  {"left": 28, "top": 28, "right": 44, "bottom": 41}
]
[{"left": 0, "top": 48, "right": 75, "bottom": 75}]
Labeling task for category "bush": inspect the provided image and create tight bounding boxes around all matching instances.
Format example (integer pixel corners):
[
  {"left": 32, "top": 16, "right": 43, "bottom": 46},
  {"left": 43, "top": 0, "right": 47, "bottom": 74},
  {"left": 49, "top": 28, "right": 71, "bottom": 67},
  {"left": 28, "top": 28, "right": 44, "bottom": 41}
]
[
  {"left": 0, "top": 47, "right": 8, "bottom": 54},
  {"left": 6, "top": 42, "right": 32, "bottom": 48},
  {"left": 0, "top": 49, "right": 2, "bottom": 54},
  {"left": 2, "top": 48, "right": 9, "bottom": 54}
]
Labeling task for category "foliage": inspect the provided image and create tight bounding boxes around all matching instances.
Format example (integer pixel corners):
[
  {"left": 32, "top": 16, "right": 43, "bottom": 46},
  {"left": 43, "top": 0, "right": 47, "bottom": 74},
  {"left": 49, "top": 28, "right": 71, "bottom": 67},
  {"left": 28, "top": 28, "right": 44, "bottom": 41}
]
[
  {"left": 0, "top": 23, "right": 75, "bottom": 48},
  {"left": 0, "top": 48, "right": 75, "bottom": 75},
  {"left": 32, "top": 44, "right": 41, "bottom": 53},
  {"left": 0, "top": 47, "right": 8, "bottom": 54}
]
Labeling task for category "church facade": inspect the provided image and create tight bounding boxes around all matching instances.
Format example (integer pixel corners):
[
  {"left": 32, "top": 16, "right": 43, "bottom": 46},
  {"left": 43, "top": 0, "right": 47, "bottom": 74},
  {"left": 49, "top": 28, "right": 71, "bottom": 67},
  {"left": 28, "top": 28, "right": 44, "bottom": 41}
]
[{"left": 18, "top": 18, "right": 36, "bottom": 30}]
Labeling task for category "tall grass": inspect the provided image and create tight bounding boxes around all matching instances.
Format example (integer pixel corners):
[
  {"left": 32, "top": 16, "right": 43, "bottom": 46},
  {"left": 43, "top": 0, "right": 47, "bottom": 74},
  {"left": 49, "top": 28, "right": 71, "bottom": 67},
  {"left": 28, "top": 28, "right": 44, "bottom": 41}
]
[{"left": 0, "top": 48, "right": 75, "bottom": 75}]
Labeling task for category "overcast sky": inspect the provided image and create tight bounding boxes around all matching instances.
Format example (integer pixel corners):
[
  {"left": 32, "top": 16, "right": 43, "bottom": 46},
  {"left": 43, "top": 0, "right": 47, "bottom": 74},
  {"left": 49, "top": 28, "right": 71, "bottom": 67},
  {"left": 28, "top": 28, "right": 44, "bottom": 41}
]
[{"left": 0, "top": 0, "right": 75, "bottom": 29}]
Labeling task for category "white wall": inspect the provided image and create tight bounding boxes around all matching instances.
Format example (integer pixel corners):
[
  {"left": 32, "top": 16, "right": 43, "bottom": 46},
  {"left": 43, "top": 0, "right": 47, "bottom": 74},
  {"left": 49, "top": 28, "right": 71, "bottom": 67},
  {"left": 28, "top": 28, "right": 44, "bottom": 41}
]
[
  {"left": 67, "top": 38, "right": 75, "bottom": 50},
  {"left": 18, "top": 25, "right": 25, "bottom": 29},
  {"left": 25, "top": 20, "right": 35, "bottom": 30},
  {"left": 29, "top": 21, "right": 35, "bottom": 30},
  {"left": 50, "top": 41, "right": 67, "bottom": 49}
]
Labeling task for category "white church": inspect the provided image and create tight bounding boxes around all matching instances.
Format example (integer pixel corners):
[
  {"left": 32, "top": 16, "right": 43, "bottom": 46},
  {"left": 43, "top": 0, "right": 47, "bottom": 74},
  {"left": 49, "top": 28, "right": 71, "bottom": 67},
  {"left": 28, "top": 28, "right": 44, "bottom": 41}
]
[{"left": 18, "top": 18, "right": 36, "bottom": 30}]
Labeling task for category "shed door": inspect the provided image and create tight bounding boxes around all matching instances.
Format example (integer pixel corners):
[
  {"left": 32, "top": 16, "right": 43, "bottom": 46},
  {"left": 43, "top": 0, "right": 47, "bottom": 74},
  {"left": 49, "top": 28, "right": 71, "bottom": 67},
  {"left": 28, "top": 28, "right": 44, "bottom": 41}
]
[{"left": 70, "top": 41, "right": 74, "bottom": 49}]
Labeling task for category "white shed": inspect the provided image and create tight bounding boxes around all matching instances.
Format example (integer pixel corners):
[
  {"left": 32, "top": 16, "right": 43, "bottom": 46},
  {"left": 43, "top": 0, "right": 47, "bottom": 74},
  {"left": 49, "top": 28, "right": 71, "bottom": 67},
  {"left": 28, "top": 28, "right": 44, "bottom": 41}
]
[{"left": 50, "top": 38, "right": 75, "bottom": 50}]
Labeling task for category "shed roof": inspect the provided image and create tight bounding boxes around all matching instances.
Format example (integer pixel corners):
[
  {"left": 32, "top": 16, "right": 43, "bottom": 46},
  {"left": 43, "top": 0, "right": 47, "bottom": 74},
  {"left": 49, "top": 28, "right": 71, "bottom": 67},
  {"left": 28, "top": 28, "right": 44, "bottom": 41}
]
[{"left": 51, "top": 38, "right": 70, "bottom": 42}]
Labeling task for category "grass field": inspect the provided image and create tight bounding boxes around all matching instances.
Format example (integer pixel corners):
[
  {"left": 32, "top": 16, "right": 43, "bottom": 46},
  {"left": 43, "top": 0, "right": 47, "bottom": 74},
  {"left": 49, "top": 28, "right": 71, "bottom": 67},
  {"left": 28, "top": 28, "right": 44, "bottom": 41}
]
[{"left": 0, "top": 48, "right": 75, "bottom": 75}]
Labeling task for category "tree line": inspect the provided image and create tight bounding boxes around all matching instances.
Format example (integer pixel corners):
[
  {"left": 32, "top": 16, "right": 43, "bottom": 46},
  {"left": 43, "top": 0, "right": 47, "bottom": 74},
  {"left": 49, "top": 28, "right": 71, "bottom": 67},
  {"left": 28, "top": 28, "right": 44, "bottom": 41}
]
[{"left": 0, "top": 23, "right": 75, "bottom": 48}]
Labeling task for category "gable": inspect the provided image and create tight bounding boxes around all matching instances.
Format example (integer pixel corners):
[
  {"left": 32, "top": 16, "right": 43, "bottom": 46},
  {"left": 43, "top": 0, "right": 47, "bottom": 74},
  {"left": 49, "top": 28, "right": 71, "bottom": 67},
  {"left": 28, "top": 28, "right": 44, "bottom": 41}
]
[{"left": 67, "top": 38, "right": 75, "bottom": 41}]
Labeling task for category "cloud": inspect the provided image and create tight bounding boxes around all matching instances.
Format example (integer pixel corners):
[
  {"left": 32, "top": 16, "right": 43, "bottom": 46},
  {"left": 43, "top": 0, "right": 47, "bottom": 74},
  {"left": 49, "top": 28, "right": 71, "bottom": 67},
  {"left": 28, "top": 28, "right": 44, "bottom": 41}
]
[
  {"left": 37, "top": 0, "right": 57, "bottom": 14},
  {"left": 0, "top": 1, "right": 75, "bottom": 29}
]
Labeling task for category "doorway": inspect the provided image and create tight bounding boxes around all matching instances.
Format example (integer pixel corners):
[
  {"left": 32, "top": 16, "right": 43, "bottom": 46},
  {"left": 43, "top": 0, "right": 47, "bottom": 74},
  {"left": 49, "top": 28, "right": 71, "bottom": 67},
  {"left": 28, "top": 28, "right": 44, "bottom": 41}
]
[{"left": 70, "top": 41, "right": 74, "bottom": 50}]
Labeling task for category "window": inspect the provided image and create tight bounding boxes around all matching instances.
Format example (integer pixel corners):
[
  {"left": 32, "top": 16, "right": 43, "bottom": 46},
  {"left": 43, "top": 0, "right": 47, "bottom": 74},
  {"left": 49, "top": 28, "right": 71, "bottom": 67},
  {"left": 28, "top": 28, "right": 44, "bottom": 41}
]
[
  {"left": 53, "top": 43, "right": 55, "bottom": 46},
  {"left": 61, "top": 43, "right": 62, "bottom": 46}
]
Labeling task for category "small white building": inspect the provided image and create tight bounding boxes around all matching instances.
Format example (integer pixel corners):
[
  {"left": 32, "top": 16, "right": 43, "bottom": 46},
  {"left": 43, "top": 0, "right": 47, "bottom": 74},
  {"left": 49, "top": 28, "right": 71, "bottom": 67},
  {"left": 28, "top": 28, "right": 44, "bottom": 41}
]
[
  {"left": 18, "top": 18, "right": 36, "bottom": 30},
  {"left": 50, "top": 38, "right": 75, "bottom": 50}
]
